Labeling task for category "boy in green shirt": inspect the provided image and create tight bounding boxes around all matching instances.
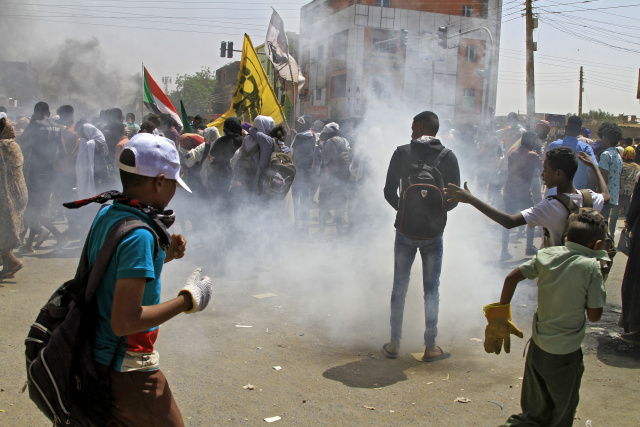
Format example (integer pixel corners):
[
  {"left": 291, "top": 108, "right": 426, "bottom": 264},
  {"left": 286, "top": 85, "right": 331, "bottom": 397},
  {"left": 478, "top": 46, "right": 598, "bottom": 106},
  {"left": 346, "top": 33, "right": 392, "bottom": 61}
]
[{"left": 484, "top": 212, "right": 609, "bottom": 426}]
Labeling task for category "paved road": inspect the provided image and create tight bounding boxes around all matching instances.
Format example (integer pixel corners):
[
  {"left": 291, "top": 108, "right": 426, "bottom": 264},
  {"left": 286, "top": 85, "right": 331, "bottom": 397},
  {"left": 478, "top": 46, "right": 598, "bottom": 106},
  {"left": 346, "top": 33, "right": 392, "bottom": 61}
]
[{"left": 1, "top": 212, "right": 638, "bottom": 426}]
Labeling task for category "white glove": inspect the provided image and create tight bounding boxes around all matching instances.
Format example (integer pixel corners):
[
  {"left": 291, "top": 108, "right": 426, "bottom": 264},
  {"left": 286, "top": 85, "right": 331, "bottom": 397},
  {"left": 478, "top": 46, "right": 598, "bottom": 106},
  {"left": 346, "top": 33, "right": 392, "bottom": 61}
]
[{"left": 179, "top": 268, "right": 212, "bottom": 313}]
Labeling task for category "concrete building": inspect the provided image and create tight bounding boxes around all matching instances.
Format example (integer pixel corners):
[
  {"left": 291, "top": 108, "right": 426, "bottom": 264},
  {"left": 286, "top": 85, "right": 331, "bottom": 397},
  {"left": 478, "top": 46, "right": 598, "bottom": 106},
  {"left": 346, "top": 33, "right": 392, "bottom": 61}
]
[
  {"left": 299, "top": 0, "right": 502, "bottom": 127},
  {"left": 0, "top": 61, "right": 40, "bottom": 117}
]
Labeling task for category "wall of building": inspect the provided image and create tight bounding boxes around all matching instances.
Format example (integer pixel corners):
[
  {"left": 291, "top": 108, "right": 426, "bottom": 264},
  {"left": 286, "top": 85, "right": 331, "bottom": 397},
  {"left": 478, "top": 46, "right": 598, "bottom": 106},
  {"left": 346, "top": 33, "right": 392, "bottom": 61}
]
[{"left": 299, "top": 0, "right": 501, "bottom": 126}]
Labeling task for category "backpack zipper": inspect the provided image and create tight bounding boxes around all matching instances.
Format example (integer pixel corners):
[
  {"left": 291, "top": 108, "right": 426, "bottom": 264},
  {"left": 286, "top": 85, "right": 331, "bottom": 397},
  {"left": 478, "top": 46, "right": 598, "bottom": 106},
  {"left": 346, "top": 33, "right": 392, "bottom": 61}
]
[
  {"left": 31, "top": 323, "right": 51, "bottom": 335},
  {"left": 27, "top": 358, "right": 62, "bottom": 424},
  {"left": 40, "top": 349, "right": 70, "bottom": 416}
]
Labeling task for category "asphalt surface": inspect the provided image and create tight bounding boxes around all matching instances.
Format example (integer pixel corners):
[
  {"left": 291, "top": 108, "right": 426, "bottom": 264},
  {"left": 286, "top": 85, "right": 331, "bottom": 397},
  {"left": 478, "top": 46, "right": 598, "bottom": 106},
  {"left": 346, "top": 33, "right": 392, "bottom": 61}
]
[{"left": 1, "top": 212, "right": 639, "bottom": 426}]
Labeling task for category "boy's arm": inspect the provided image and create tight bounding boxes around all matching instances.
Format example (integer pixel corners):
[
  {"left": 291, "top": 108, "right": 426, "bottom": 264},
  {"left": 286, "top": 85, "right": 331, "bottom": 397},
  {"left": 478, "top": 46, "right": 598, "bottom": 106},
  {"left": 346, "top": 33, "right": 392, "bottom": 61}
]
[
  {"left": 500, "top": 268, "right": 527, "bottom": 305},
  {"left": 586, "top": 307, "right": 603, "bottom": 322},
  {"left": 111, "top": 278, "right": 192, "bottom": 337},
  {"left": 383, "top": 150, "right": 402, "bottom": 210},
  {"left": 578, "top": 152, "right": 610, "bottom": 204},
  {"left": 444, "top": 182, "right": 527, "bottom": 229}
]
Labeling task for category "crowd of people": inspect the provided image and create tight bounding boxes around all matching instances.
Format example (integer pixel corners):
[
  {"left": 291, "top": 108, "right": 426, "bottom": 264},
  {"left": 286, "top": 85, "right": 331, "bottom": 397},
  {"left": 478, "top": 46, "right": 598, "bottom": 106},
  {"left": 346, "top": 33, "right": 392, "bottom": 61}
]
[{"left": 2, "top": 101, "right": 640, "bottom": 426}]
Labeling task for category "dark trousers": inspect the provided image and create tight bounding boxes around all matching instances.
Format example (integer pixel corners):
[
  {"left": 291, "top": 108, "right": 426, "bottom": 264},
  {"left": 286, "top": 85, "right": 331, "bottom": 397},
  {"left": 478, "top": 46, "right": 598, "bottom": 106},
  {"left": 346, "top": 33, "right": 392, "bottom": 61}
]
[
  {"left": 506, "top": 341, "right": 584, "bottom": 427},
  {"left": 107, "top": 368, "right": 184, "bottom": 427},
  {"left": 601, "top": 202, "right": 620, "bottom": 238}
]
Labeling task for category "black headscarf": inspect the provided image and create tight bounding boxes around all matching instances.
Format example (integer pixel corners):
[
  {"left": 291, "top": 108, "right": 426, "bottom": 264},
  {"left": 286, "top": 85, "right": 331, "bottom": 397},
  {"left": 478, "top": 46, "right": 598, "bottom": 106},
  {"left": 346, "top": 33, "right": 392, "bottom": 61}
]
[{"left": 222, "top": 117, "right": 243, "bottom": 149}]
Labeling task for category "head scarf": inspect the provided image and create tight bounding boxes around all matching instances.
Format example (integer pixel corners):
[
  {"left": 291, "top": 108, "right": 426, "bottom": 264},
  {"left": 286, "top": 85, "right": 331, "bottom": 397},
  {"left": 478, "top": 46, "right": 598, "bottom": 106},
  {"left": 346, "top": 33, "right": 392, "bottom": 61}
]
[
  {"left": 252, "top": 115, "right": 275, "bottom": 135},
  {"left": 240, "top": 122, "right": 252, "bottom": 133},
  {"left": 203, "top": 126, "right": 220, "bottom": 143},
  {"left": 179, "top": 133, "right": 205, "bottom": 150},
  {"left": 0, "top": 118, "right": 16, "bottom": 140},
  {"left": 223, "top": 117, "right": 242, "bottom": 136},
  {"left": 312, "top": 120, "right": 325, "bottom": 133},
  {"left": 320, "top": 122, "right": 339, "bottom": 140},
  {"left": 623, "top": 146, "right": 636, "bottom": 160},
  {"left": 82, "top": 123, "right": 105, "bottom": 145}
]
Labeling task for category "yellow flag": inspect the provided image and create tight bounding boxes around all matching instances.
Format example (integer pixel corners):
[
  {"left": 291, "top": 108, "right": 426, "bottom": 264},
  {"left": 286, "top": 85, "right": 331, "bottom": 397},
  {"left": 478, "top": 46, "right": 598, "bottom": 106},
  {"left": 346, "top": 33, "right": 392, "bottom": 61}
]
[{"left": 208, "top": 34, "right": 285, "bottom": 131}]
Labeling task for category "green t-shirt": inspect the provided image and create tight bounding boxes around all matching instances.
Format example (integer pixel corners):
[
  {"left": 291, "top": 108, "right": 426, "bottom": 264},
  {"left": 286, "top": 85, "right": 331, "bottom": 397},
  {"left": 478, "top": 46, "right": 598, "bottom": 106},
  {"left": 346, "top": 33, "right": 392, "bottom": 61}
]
[{"left": 518, "top": 241, "right": 608, "bottom": 355}]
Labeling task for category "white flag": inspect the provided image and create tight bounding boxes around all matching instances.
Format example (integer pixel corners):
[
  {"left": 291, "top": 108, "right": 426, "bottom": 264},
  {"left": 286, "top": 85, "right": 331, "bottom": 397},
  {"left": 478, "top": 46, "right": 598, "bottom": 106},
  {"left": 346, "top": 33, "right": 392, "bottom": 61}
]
[{"left": 266, "top": 9, "right": 305, "bottom": 90}]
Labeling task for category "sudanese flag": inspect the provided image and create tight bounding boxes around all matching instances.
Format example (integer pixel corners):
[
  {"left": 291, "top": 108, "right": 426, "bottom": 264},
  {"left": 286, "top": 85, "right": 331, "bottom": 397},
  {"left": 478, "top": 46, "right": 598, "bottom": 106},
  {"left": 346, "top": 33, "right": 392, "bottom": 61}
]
[{"left": 143, "top": 67, "right": 183, "bottom": 128}]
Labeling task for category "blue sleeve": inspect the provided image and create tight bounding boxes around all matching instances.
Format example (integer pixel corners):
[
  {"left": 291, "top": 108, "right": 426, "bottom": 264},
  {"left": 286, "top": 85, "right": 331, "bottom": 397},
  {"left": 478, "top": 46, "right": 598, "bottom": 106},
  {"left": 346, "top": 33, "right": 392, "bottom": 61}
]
[
  {"left": 547, "top": 141, "right": 560, "bottom": 150},
  {"left": 115, "top": 229, "right": 156, "bottom": 280},
  {"left": 583, "top": 143, "right": 598, "bottom": 164}
]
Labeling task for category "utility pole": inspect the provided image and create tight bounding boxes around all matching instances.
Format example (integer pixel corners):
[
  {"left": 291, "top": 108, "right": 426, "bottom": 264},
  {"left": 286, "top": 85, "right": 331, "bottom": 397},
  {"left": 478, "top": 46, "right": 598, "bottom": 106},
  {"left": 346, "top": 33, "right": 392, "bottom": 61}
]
[
  {"left": 525, "top": 0, "right": 536, "bottom": 129},
  {"left": 162, "top": 76, "right": 172, "bottom": 94},
  {"left": 578, "top": 66, "right": 584, "bottom": 116}
]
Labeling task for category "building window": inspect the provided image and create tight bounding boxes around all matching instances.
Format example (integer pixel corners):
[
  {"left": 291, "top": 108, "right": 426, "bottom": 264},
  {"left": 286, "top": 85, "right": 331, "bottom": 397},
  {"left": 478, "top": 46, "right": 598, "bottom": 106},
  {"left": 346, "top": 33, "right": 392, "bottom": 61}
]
[
  {"left": 331, "top": 74, "right": 347, "bottom": 99},
  {"left": 376, "top": 0, "right": 390, "bottom": 7},
  {"left": 462, "top": 5, "right": 473, "bottom": 17},
  {"left": 318, "top": 45, "right": 324, "bottom": 59},
  {"left": 465, "top": 45, "right": 477, "bottom": 62},
  {"left": 331, "top": 30, "right": 349, "bottom": 58},
  {"left": 462, "top": 88, "right": 475, "bottom": 110},
  {"left": 316, "top": 88, "right": 322, "bottom": 101},
  {"left": 372, "top": 29, "right": 396, "bottom": 53}
]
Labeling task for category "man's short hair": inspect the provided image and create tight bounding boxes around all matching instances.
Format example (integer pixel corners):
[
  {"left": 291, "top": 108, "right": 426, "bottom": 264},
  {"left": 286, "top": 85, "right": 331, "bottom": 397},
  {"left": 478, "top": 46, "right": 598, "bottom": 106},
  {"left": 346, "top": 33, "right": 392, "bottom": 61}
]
[
  {"left": 0, "top": 106, "right": 7, "bottom": 113},
  {"left": 119, "top": 148, "right": 153, "bottom": 190},
  {"left": 413, "top": 111, "right": 439, "bottom": 134},
  {"left": 546, "top": 147, "right": 578, "bottom": 181},
  {"left": 34, "top": 101, "right": 50, "bottom": 115},
  {"left": 57, "top": 105, "right": 74, "bottom": 118},
  {"left": 126, "top": 113, "right": 135, "bottom": 122},
  {"left": 146, "top": 114, "right": 161, "bottom": 128},
  {"left": 600, "top": 123, "right": 623, "bottom": 144},
  {"left": 139, "top": 121, "right": 156, "bottom": 134},
  {"left": 566, "top": 115, "right": 583, "bottom": 134},
  {"left": 566, "top": 211, "right": 607, "bottom": 248}
]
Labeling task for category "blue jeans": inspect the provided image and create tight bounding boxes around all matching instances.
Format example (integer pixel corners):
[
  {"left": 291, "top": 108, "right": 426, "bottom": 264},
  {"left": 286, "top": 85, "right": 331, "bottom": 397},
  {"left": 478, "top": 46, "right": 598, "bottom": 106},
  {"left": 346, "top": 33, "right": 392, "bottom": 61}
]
[{"left": 390, "top": 230, "right": 443, "bottom": 347}]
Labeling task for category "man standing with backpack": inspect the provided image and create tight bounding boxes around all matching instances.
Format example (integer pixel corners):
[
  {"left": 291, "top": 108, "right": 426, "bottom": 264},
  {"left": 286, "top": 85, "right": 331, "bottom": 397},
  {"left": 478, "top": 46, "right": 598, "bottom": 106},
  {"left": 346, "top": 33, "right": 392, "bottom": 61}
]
[{"left": 382, "top": 111, "right": 460, "bottom": 362}]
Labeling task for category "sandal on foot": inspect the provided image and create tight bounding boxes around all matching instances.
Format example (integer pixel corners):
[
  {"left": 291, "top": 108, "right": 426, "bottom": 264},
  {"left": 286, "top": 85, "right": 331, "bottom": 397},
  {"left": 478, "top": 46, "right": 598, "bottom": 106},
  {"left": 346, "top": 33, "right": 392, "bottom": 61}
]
[
  {"left": 0, "top": 263, "right": 23, "bottom": 279},
  {"left": 422, "top": 346, "right": 450, "bottom": 362},
  {"left": 382, "top": 342, "right": 399, "bottom": 359}
]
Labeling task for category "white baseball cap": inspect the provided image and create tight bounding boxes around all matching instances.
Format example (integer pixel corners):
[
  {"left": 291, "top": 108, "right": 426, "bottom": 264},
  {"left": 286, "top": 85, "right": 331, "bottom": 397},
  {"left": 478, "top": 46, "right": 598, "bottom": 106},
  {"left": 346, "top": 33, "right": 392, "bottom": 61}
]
[{"left": 119, "top": 132, "right": 192, "bottom": 193}]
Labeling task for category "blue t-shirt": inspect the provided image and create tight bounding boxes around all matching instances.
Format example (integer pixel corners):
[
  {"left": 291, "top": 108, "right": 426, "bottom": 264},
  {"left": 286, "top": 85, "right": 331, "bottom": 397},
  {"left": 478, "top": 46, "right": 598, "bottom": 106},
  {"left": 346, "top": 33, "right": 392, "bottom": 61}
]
[
  {"left": 599, "top": 147, "right": 623, "bottom": 205},
  {"left": 547, "top": 136, "right": 598, "bottom": 193},
  {"left": 88, "top": 202, "right": 166, "bottom": 370}
]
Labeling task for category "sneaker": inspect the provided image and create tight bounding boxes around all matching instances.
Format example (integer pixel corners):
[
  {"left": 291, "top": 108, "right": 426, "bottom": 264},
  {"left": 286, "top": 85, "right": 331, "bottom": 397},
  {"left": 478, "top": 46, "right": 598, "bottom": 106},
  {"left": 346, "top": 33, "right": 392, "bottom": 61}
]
[
  {"left": 620, "top": 331, "right": 640, "bottom": 345},
  {"left": 501, "top": 251, "right": 513, "bottom": 261}
]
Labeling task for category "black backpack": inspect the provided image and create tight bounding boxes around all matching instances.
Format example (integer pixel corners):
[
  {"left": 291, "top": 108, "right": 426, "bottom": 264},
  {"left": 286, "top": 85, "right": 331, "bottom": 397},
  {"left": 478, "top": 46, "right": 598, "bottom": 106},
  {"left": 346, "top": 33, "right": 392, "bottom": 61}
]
[
  {"left": 25, "top": 216, "right": 158, "bottom": 426},
  {"left": 260, "top": 139, "right": 296, "bottom": 199},
  {"left": 545, "top": 189, "right": 617, "bottom": 278},
  {"left": 397, "top": 147, "right": 450, "bottom": 240}
]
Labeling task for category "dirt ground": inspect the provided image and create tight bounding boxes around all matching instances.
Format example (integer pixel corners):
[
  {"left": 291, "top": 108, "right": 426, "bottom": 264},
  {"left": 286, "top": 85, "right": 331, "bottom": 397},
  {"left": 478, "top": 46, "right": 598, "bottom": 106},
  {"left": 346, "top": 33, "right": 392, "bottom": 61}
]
[{"left": 1, "top": 214, "right": 639, "bottom": 426}]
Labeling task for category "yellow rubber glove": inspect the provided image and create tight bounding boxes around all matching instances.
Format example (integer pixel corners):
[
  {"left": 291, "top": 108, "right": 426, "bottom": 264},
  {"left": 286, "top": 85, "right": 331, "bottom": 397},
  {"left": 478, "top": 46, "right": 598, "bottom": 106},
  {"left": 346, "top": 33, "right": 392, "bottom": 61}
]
[{"left": 483, "top": 303, "right": 524, "bottom": 354}]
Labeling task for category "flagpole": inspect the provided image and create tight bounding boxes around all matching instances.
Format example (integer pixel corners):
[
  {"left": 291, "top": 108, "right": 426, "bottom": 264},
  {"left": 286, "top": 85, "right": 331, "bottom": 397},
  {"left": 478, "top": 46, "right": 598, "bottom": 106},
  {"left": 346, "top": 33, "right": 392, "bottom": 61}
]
[{"left": 141, "top": 63, "right": 144, "bottom": 125}]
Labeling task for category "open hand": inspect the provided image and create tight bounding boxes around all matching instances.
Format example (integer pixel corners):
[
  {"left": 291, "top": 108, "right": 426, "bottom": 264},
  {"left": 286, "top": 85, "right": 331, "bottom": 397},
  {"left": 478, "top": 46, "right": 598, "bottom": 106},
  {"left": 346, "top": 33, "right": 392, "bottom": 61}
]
[
  {"left": 444, "top": 182, "right": 474, "bottom": 204},
  {"left": 165, "top": 234, "right": 187, "bottom": 263},
  {"left": 577, "top": 151, "right": 597, "bottom": 169}
]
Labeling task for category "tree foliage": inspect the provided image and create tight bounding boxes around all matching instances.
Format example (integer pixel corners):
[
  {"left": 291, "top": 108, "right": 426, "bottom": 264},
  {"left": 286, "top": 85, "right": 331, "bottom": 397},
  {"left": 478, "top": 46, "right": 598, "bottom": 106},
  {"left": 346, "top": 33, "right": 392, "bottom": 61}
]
[
  {"left": 168, "top": 67, "right": 218, "bottom": 116},
  {"left": 579, "top": 109, "right": 619, "bottom": 122}
]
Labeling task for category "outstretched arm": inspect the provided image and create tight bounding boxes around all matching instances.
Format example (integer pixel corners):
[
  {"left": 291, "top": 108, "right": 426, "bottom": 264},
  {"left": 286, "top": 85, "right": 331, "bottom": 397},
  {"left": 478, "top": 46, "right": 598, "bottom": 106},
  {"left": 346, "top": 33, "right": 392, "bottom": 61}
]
[
  {"left": 444, "top": 182, "right": 527, "bottom": 229},
  {"left": 579, "top": 152, "right": 610, "bottom": 204}
]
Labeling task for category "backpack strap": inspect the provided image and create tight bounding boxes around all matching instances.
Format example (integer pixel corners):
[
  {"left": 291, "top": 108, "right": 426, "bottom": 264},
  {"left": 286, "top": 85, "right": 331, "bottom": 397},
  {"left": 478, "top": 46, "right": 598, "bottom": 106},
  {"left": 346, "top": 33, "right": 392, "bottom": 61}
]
[
  {"left": 580, "top": 189, "right": 593, "bottom": 208},
  {"left": 432, "top": 148, "right": 451, "bottom": 168},
  {"left": 84, "top": 217, "right": 159, "bottom": 304}
]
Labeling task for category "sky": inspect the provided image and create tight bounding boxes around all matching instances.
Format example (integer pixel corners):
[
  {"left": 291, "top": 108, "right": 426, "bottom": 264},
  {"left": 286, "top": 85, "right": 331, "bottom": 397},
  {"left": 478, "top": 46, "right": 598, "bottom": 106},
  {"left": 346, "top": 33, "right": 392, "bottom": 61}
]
[{"left": 0, "top": 0, "right": 639, "bottom": 117}]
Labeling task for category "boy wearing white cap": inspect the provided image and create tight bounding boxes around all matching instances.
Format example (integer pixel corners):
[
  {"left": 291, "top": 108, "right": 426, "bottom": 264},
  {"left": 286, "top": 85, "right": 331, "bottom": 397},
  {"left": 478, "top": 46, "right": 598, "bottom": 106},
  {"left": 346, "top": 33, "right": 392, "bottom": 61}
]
[{"left": 64, "top": 133, "right": 211, "bottom": 426}]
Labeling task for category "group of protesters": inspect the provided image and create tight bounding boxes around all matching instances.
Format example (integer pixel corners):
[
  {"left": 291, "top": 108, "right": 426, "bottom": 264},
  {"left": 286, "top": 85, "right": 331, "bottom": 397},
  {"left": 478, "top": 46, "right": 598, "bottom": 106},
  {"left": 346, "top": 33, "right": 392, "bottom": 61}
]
[{"left": 2, "top": 101, "right": 640, "bottom": 426}]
